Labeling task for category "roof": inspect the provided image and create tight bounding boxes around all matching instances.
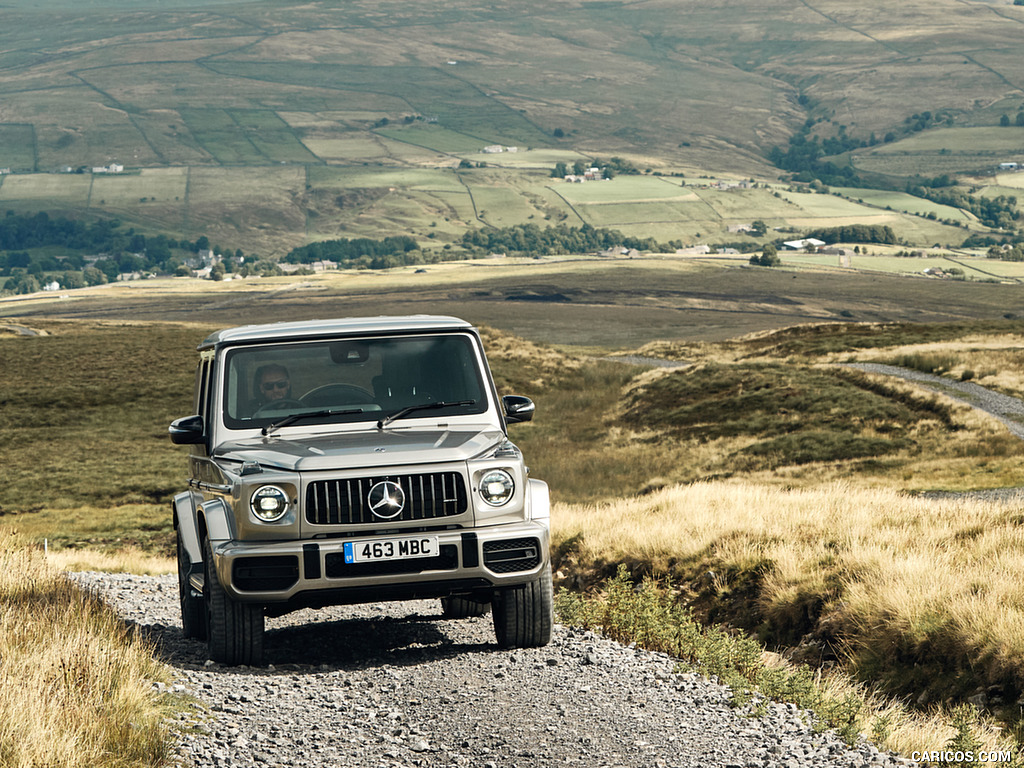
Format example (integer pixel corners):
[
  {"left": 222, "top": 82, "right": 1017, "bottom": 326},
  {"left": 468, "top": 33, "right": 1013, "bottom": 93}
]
[
  {"left": 198, "top": 315, "right": 474, "bottom": 350},
  {"left": 782, "top": 238, "right": 826, "bottom": 249}
]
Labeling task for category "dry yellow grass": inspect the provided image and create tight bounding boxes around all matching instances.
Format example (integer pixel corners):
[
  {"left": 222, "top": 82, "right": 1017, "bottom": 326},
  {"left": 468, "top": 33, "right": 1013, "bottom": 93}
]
[
  {"left": 0, "top": 532, "right": 173, "bottom": 767},
  {"left": 553, "top": 482, "right": 1024, "bottom": 693},
  {"left": 552, "top": 481, "right": 1024, "bottom": 753},
  {"left": 46, "top": 546, "right": 175, "bottom": 576}
]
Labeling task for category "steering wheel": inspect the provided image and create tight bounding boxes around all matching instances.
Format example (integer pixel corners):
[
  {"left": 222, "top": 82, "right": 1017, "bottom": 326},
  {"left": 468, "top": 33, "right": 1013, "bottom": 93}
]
[
  {"left": 253, "top": 398, "right": 305, "bottom": 416},
  {"left": 301, "top": 384, "right": 374, "bottom": 407}
]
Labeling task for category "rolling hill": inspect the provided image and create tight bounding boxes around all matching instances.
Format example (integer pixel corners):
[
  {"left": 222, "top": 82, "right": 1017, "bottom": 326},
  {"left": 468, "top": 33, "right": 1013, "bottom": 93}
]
[{"left": 2, "top": 0, "right": 1024, "bottom": 252}]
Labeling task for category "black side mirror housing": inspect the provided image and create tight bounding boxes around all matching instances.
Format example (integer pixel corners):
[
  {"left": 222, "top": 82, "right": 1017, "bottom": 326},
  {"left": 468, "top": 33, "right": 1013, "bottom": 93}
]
[
  {"left": 169, "top": 414, "right": 205, "bottom": 445},
  {"left": 502, "top": 395, "right": 535, "bottom": 424}
]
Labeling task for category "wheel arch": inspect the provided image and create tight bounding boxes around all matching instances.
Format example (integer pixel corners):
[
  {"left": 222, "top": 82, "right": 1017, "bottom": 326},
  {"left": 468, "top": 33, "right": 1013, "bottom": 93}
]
[
  {"left": 528, "top": 478, "right": 550, "bottom": 522},
  {"left": 172, "top": 491, "right": 203, "bottom": 566}
]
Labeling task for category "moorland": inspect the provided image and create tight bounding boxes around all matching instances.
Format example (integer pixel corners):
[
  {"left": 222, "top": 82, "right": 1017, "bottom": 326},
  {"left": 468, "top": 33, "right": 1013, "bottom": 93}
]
[{"left": 4, "top": 261, "right": 1024, "bottom": 761}]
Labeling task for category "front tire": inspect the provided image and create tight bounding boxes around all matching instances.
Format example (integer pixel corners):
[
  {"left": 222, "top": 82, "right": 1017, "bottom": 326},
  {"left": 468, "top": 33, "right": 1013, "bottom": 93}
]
[
  {"left": 492, "top": 565, "right": 553, "bottom": 648},
  {"left": 177, "top": 528, "right": 206, "bottom": 640},
  {"left": 204, "top": 538, "right": 264, "bottom": 666}
]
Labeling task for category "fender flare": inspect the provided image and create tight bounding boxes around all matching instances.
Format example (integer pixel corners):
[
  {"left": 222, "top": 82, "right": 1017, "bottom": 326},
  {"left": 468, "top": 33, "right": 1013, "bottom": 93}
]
[
  {"left": 528, "top": 478, "right": 550, "bottom": 522},
  {"left": 197, "top": 497, "right": 235, "bottom": 545},
  {"left": 172, "top": 491, "right": 203, "bottom": 567}
]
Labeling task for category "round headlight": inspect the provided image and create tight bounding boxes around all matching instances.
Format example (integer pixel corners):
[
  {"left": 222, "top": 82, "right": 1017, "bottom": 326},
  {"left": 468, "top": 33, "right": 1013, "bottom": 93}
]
[
  {"left": 250, "top": 485, "right": 289, "bottom": 522},
  {"left": 479, "top": 470, "right": 515, "bottom": 506}
]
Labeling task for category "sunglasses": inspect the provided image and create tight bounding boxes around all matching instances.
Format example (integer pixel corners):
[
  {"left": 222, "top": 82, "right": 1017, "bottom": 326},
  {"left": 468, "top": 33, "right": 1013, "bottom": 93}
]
[{"left": 261, "top": 380, "right": 289, "bottom": 391}]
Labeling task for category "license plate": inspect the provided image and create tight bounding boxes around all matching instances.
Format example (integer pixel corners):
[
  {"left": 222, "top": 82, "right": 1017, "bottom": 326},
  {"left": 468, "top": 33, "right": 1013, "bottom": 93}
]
[{"left": 343, "top": 536, "right": 439, "bottom": 564}]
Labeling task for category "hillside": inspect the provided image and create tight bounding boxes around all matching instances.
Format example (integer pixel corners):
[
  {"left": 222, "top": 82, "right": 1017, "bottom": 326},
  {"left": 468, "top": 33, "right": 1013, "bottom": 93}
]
[
  {"left": 2, "top": 0, "right": 1024, "bottom": 252},
  {"left": 5, "top": 0, "right": 1024, "bottom": 172}
]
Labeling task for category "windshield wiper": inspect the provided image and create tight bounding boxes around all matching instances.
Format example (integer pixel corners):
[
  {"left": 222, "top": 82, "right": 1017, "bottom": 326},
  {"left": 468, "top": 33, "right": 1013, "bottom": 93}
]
[
  {"left": 262, "top": 408, "right": 364, "bottom": 436},
  {"left": 376, "top": 400, "right": 476, "bottom": 430}
]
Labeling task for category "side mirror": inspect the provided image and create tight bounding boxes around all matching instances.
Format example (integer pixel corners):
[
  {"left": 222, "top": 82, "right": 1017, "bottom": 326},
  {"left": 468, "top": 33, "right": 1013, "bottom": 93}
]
[
  {"left": 169, "top": 414, "right": 205, "bottom": 445},
  {"left": 502, "top": 395, "right": 535, "bottom": 424}
]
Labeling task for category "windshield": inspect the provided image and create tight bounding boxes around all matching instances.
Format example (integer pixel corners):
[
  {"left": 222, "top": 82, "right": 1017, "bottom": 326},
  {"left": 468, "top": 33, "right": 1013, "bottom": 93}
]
[{"left": 222, "top": 333, "right": 489, "bottom": 430}]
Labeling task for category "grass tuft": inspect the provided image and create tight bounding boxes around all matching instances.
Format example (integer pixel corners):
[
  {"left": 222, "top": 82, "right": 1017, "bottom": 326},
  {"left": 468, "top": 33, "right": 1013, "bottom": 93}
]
[{"left": 885, "top": 351, "right": 960, "bottom": 375}]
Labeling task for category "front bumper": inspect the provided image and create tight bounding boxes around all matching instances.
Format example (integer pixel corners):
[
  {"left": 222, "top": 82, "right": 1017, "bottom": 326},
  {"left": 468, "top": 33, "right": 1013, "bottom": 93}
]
[{"left": 210, "top": 521, "right": 550, "bottom": 607}]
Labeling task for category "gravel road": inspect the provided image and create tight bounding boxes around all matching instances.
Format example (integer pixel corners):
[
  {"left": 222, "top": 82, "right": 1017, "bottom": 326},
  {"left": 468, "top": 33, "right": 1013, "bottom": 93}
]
[
  {"left": 72, "top": 572, "right": 914, "bottom": 768},
  {"left": 846, "top": 363, "right": 1024, "bottom": 440}
]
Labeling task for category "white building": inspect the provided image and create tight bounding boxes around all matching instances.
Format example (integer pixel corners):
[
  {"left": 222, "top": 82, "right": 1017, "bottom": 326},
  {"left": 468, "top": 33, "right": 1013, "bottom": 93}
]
[{"left": 782, "top": 238, "right": 826, "bottom": 250}]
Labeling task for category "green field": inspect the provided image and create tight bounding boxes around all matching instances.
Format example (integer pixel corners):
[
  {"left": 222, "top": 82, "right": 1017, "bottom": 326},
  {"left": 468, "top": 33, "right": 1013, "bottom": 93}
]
[
  {"left": 375, "top": 124, "right": 493, "bottom": 154},
  {"left": 852, "top": 127, "right": 1024, "bottom": 178},
  {"left": 832, "top": 187, "right": 974, "bottom": 222},
  {"left": 0, "top": 172, "right": 92, "bottom": 207},
  {"left": 0, "top": 165, "right": 993, "bottom": 256},
  {"left": 783, "top": 252, "right": 1024, "bottom": 281}
]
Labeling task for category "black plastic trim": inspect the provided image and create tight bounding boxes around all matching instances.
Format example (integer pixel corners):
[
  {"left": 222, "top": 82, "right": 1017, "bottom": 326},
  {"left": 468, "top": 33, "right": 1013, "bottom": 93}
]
[
  {"left": 461, "top": 532, "right": 480, "bottom": 569},
  {"left": 302, "top": 543, "right": 321, "bottom": 580},
  {"left": 232, "top": 555, "right": 300, "bottom": 591}
]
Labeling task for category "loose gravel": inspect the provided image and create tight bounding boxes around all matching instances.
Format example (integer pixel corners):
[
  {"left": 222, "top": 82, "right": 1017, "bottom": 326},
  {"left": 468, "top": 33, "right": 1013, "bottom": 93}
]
[
  {"left": 71, "top": 572, "right": 916, "bottom": 768},
  {"left": 845, "top": 363, "right": 1024, "bottom": 439}
]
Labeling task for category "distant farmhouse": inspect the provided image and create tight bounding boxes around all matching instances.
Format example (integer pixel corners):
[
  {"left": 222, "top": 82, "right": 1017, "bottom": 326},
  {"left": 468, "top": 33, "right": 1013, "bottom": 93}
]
[
  {"left": 564, "top": 167, "right": 604, "bottom": 183},
  {"left": 279, "top": 260, "right": 338, "bottom": 274},
  {"left": 782, "top": 238, "right": 826, "bottom": 250},
  {"left": 998, "top": 162, "right": 1020, "bottom": 171},
  {"left": 713, "top": 180, "right": 752, "bottom": 190},
  {"left": 92, "top": 163, "right": 124, "bottom": 174},
  {"left": 481, "top": 145, "right": 519, "bottom": 154}
]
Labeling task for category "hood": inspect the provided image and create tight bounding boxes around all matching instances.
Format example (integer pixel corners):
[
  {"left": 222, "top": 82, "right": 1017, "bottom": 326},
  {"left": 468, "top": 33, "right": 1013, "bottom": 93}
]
[{"left": 213, "top": 426, "right": 506, "bottom": 471}]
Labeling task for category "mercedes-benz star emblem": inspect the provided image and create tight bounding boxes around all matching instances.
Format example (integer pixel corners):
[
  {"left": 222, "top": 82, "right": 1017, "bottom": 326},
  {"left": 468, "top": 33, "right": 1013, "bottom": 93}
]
[{"left": 368, "top": 480, "right": 406, "bottom": 519}]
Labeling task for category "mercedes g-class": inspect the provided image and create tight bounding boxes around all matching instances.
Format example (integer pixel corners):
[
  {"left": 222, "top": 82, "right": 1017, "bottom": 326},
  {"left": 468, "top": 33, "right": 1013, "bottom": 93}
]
[{"left": 169, "top": 316, "right": 551, "bottom": 665}]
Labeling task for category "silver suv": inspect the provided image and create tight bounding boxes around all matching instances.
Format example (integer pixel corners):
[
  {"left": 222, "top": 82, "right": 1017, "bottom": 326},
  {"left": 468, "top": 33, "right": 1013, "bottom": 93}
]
[{"left": 169, "top": 316, "right": 551, "bottom": 665}]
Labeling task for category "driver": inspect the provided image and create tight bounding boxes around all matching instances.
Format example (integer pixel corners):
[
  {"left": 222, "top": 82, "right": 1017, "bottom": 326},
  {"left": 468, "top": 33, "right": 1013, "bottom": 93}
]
[{"left": 254, "top": 364, "right": 292, "bottom": 405}]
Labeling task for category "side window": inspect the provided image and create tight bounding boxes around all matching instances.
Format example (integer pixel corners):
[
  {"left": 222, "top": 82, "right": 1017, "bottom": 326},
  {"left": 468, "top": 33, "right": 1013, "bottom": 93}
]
[
  {"left": 193, "top": 360, "right": 208, "bottom": 414},
  {"left": 195, "top": 357, "right": 214, "bottom": 422}
]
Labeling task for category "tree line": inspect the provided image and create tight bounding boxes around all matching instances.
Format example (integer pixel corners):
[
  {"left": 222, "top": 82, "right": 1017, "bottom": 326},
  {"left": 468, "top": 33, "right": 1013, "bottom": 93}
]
[
  {"left": 803, "top": 225, "right": 899, "bottom": 245},
  {"left": 0, "top": 211, "right": 248, "bottom": 294},
  {"left": 460, "top": 223, "right": 664, "bottom": 255},
  {"left": 987, "top": 244, "right": 1024, "bottom": 261},
  {"left": 283, "top": 235, "right": 420, "bottom": 269},
  {"left": 903, "top": 186, "right": 1019, "bottom": 230},
  {"left": 549, "top": 157, "right": 641, "bottom": 179}
]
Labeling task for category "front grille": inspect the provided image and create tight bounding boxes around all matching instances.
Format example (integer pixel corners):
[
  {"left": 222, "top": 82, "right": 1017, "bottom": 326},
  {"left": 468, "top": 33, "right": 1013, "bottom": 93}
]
[
  {"left": 483, "top": 538, "right": 541, "bottom": 574},
  {"left": 306, "top": 472, "right": 468, "bottom": 525},
  {"left": 324, "top": 545, "right": 459, "bottom": 578},
  {"left": 232, "top": 556, "right": 299, "bottom": 591}
]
